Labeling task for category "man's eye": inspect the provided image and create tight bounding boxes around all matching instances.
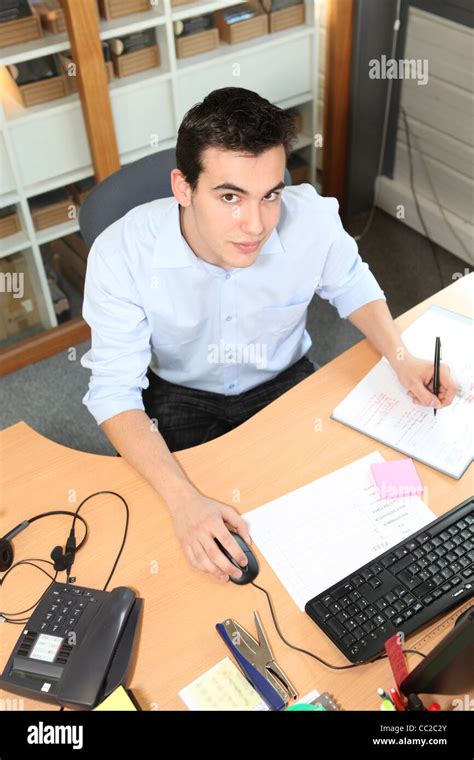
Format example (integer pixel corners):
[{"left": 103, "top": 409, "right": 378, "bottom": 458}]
[
  {"left": 222, "top": 194, "right": 239, "bottom": 203},
  {"left": 264, "top": 192, "right": 281, "bottom": 201}
]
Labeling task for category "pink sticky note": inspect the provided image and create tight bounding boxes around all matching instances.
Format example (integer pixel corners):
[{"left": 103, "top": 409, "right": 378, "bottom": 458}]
[{"left": 371, "top": 458, "right": 424, "bottom": 499}]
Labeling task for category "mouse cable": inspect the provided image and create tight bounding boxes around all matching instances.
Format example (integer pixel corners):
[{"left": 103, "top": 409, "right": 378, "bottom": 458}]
[{"left": 251, "top": 580, "right": 426, "bottom": 670}]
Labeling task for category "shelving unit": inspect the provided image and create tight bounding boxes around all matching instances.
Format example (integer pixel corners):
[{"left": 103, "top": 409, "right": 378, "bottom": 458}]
[{"left": 0, "top": 0, "right": 324, "bottom": 344}]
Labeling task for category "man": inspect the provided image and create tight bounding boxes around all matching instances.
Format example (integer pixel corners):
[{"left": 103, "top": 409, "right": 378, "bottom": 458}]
[{"left": 81, "top": 87, "right": 457, "bottom": 584}]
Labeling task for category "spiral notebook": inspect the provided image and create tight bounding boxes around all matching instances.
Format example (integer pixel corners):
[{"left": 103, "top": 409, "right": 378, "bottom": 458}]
[{"left": 331, "top": 306, "right": 473, "bottom": 479}]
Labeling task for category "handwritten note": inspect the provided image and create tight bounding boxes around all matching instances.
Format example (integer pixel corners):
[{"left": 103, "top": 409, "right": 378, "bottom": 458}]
[{"left": 331, "top": 306, "right": 473, "bottom": 479}]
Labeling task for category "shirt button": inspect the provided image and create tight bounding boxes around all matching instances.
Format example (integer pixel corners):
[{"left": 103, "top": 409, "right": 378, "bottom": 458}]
[
  {"left": 225, "top": 273, "right": 231, "bottom": 280},
  {"left": 228, "top": 384, "right": 235, "bottom": 390},
  {"left": 226, "top": 315, "right": 232, "bottom": 321}
]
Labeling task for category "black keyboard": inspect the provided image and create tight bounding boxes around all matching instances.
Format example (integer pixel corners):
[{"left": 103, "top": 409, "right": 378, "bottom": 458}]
[{"left": 305, "top": 496, "right": 474, "bottom": 663}]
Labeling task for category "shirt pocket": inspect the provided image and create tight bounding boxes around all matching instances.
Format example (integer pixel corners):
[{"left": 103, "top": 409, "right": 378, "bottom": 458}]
[
  {"left": 257, "top": 298, "right": 311, "bottom": 339},
  {"left": 153, "top": 317, "right": 207, "bottom": 347}
]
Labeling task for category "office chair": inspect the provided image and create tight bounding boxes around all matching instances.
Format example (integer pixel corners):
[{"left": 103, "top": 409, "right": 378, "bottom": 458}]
[{"left": 79, "top": 148, "right": 292, "bottom": 249}]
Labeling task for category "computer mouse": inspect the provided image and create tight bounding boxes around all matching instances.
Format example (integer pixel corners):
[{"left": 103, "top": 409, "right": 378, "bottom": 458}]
[{"left": 214, "top": 534, "right": 259, "bottom": 585}]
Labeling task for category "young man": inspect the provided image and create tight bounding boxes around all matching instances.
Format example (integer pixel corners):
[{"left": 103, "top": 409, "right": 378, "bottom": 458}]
[{"left": 81, "top": 87, "right": 456, "bottom": 584}]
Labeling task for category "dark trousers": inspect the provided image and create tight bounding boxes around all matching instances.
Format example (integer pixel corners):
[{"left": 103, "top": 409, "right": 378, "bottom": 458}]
[{"left": 141, "top": 355, "right": 317, "bottom": 452}]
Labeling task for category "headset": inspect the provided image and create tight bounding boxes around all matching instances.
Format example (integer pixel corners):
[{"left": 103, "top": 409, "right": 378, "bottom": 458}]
[
  {"left": 0, "top": 509, "right": 89, "bottom": 577},
  {"left": 0, "top": 491, "right": 129, "bottom": 625}
]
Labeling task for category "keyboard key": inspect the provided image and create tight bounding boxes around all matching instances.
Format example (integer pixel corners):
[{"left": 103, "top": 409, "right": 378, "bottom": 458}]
[
  {"left": 415, "top": 579, "right": 436, "bottom": 597},
  {"left": 332, "top": 582, "right": 353, "bottom": 600},
  {"left": 369, "top": 577, "right": 382, "bottom": 589},
  {"left": 397, "top": 570, "right": 422, "bottom": 590},
  {"left": 418, "top": 533, "right": 431, "bottom": 544},
  {"left": 343, "top": 633, "right": 356, "bottom": 647},
  {"left": 311, "top": 602, "right": 330, "bottom": 621}
]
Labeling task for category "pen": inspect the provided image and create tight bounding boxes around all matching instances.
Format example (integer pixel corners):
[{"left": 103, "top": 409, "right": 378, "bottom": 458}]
[{"left": 433, "top": 336, "right": 441, "bottom": 416}]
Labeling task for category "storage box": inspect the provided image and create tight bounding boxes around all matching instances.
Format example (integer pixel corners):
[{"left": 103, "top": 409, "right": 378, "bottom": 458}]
[
  {"left": 0, "top": 252, "right": 41, "bottom": 338},
  {"left": 214, "top": 3, "right": 268, "bottom": 45},
  {"left": 18, "top": 73, "right": 69, "bottom": 107},
  {"left": 0, "top": 5, "right": 42, "bottom": 49},
  {"left": 98, "top": 0, "right": 150, "bottom": 20},
  {"left": 50, "top": 234, "right": 88, "bottom": 294},
  {"left": 112, "top": 43, "right": 160, "bottom": 77},
  {"left": 58, "top": 53, "right": 114, "bottom": 92},
  {"left": 30, "top": 189, "right": 76, "bottom": 231},
  {"left": 68, "top": 177, "right": 96, "bottom": 205},
  {"left": 176, "top": 28, "right": 219, "bottom": 59},
  {"left": 269, "top": 2, "right": 305, "bottom": 32},
  {"left": 34, "top": 1, "right": 67, "bottom": 34},
  {"left": 0, "top": 208, "right": 21, "bottom": 239}
]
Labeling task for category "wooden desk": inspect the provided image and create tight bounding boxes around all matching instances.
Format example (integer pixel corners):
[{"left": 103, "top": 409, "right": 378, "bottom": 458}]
[{"left": 1, "top": 274, "right": 472, "bottom": 711}]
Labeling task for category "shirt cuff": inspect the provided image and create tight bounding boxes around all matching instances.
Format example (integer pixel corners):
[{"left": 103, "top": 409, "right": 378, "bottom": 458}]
[{"left": 82, "top": 388, "right": 146, "bottom": 426}]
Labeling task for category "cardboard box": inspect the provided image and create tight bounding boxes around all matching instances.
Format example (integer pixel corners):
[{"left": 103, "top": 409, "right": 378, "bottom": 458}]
[
  {"left": 175, "top": 28, "right": 219, "bottom": 59},
  {"left": 0, "top": 209, "right": 21, "bottom": 239},
  {"left": 50, "top": 234, "right": 88, "bottom": 294},
  {"left": 30, "top": 190, "right": 76, "bottom": 231},
  {"left": 34, "top": 1, "right": 67, "bottom": 34},
  {"left": 112, "top": 43, "right": 160, "bottom": 77},
  {"left": 0, "top": 5, "right": 42, "bottom": 49},
  {"left": 214, "top": 3, "right": 268, "bottom": 45},
  {"left": 19, "top": 73, "right": 69, "bottom": 108},
  {"left": 269, "top": 2, "right": 305, "bottom": 32},
  {"left": 0, "top": 252, "right": 41, "bottom": 338},
  {"left": 58, "top": 53, "right": 114, "bottom": 92},
  {"left": 98, "top": 0, "right": 150, "bottom": 20}
]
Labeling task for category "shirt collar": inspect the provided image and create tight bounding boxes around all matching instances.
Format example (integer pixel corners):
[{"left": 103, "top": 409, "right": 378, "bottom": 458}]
[{"left": 152, "top": 197, "right": 284, "bottom": 269}]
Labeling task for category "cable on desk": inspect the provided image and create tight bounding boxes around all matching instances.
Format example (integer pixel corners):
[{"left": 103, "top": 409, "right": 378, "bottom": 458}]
[
  {"left": 71, "top": 490, "right": 130, "bottom": 591},
  {"left": 251, "top": 580, "right": 426, "bottom": 669}
]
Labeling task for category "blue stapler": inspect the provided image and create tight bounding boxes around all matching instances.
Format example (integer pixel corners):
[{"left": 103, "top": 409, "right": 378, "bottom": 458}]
[{"left": 216, "top": 611, "right": 298, "bottom": 710}]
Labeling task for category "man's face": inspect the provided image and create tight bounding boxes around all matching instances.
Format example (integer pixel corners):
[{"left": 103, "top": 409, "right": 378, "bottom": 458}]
[{"left": 176, "top": 145, "right": 286, "bottom": 271}]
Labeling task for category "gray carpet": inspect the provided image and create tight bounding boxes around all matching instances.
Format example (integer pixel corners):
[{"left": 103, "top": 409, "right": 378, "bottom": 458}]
[{"left": 1, "top": 209, "right": 467, "bottom": 455}]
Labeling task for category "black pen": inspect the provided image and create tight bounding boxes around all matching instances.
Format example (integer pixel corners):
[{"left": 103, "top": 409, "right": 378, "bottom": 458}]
[{"left": 433, "top": 336, "right": 441, "bottom": 416}]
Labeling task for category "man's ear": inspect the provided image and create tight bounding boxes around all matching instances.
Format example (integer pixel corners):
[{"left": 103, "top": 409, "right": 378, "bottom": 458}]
[{"left": 171, "top": 168, "right": 192, "bottom": 207}]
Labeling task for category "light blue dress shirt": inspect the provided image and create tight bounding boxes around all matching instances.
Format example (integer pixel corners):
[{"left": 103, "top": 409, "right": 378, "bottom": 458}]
[{"left": 81, "top": 183, "right": 385, "bottom": 425}]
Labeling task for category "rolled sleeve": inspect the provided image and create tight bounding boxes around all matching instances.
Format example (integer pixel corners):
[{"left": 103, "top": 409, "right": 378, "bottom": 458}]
[
  {"left": 81, "top": 240, "right": 151, "bottom": 426},
  {"left": 316, "top": 199, "right": 386, "bottom": 319}
]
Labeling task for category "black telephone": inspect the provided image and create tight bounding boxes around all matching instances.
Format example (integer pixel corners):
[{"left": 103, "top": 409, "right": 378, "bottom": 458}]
[{"left": 0, "top": 582, "right": 142, "bottom": 709}]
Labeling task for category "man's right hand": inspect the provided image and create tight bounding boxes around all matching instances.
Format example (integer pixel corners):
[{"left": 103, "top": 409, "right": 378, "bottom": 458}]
[{"left": 171, "top": 491, "right": 252, "bottom": 582}]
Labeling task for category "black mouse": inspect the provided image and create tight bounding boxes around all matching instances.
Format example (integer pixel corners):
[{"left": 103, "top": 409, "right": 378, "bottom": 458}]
[{"left": 214, "top": 534, "right": 259, "bottom": 585}]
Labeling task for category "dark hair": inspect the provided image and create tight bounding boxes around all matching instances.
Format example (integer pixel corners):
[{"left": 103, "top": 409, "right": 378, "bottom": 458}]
[{"left": 176, "top": 87, "right": 297, "bottom": 191}]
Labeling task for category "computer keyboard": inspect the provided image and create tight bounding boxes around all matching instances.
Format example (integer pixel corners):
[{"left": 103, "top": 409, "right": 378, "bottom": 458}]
[{"left": 305, "top": 496, "right": 474, "bottom": 663}]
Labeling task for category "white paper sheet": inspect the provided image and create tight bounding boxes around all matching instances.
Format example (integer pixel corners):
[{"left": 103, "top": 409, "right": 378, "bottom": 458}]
[
  {"left": 246, "top": 452, "right": 435, "bottom": 611},
  {"left": 331, "top": 306, "right": 474, "bottom": 479}
]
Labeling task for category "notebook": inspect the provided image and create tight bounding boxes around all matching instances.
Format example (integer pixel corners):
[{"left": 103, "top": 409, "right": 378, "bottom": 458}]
[{"left": 331, "top": 306, "right": 473, "bottom": 479}]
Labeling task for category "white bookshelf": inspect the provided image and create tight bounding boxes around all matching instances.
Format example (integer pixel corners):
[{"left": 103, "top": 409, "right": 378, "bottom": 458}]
[{"left": 0, "top": 0, "right": 324, "bottom": 339}]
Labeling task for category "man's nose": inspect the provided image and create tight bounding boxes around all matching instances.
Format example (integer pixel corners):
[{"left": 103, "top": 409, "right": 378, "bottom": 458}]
[{"left": 241, "top": 204, "right": 264, "bottom": 238}]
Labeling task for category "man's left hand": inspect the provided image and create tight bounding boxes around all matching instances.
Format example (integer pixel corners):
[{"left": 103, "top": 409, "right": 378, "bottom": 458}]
[{"left": 394, "top": 355, "right": 458, "bottom": 409}]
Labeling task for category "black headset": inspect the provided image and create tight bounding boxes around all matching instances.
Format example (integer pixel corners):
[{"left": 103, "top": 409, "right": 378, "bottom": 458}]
[
  {"left": 0, "top": 509, "right": 89, "bottom": 575},
  {"left": 0, "top": 491, "right": 129, "bottom": 624}
]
